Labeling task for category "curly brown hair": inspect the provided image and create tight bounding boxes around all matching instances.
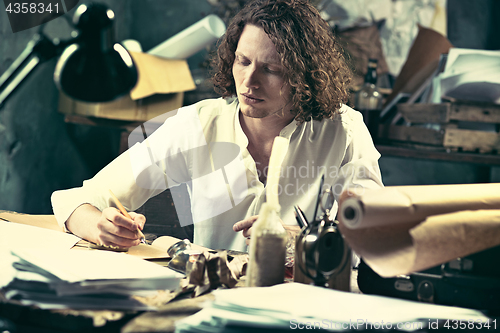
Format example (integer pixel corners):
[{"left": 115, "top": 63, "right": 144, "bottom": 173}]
[{"left": 211, "top": 0, "right": 352, "bottom": 123}]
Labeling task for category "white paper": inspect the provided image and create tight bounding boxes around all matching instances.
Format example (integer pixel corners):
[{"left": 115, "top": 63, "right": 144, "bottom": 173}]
[
  {"left": 177, "top": 283, "right": 491, "bottom": 332},
  {"left": 444, "top": 48, "right": 500, "bottom": 75},
  {"left": 436, "top": 48, "right": 500, "bottom": 103},
  {"left": 4, "top": 248, "right": 183, "bottom": 310},
  {"left": 11, "top": 248, "right": 183, "bottom": 284},
  {"left": 0, "top": 221, "right": 81, "bottom": 288},
  {"left": 148, "top": 14, "right": 225, "bottom": 59},
  {"left": 0, "top": 220, "right": 80, "bottom": 250},
  {"left": 4, "top": 289, "right": 157, "bottom": 311}
]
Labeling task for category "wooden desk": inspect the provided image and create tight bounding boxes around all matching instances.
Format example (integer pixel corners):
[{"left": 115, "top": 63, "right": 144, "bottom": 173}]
[
  {"left": 0, "top": 211, "right": 359, "bottom": 333},
  {"left": 0, "top": 211, "right": 182, "bottom": 332}
]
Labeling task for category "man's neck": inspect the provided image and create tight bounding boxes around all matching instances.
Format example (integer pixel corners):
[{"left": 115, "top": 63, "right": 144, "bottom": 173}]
[{"left": 239, "top": 111, "right": 294, "bottom": 147}]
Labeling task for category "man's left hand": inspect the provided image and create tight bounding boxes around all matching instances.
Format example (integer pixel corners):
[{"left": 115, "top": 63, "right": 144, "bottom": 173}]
[{"left": 233, "top": 216, "right": 302, "bottom": 246}]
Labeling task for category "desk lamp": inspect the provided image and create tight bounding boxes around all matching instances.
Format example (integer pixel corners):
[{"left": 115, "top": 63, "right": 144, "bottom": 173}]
[{"left": 0, "top": 3, "right": 138, "bottom": 106}]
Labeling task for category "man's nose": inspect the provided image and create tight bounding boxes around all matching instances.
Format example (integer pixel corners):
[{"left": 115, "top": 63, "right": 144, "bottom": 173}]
[{"left": 244, "top": 66, "right": 260, "bottom": 88}]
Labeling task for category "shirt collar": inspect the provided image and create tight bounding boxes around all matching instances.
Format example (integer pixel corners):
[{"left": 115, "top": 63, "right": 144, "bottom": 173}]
[
  {"left": 233, "top": 100, "right": 299, "bottom": 145},
  {"left": 233, "top": 100, "right": 249, "bottom": 148},
  {"left": 279, "top": 119, "right": 299, "bottom": 140}
]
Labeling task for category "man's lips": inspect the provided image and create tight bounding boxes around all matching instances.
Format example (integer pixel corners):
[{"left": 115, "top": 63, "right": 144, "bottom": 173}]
[{"left": 241, "top": 93, "right": 264, "bottom": 102}]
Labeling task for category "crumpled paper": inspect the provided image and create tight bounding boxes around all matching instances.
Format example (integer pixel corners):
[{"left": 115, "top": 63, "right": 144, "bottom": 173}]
[{"left": 179, "top": 250, "right": 249, "bottom": 297}]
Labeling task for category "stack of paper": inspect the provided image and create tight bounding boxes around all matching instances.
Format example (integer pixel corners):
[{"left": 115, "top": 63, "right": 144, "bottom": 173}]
[
  {"left": 0, "top": 220, "right": 182, "bottom": 311},
  {"left": 0, "top": 220, "right": 80, "bottom": 288},
  {"left": 3, "top": 248, "right": 184, "bottom": 310},
  {"left": 433, "top": 48, "right": 500, "bottom": 104},
  {"left": 175, "top": 283, "right": 491, "bottom": 332}
]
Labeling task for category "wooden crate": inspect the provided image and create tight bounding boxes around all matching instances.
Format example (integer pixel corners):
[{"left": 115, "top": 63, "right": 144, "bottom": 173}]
[
  {"left": 397, "top": 102, "right": 500, "bottom": 124},
  {"left": 379, "top": 125, "right": 500, "bottom": 153},
  {"left": 378, "top": 102, "right": 500, "bottom": 153}
]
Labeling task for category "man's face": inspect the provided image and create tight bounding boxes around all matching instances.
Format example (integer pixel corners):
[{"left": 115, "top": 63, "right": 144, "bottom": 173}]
[{"left": 233, "top": 24, "right": 292, "bottom": 119}]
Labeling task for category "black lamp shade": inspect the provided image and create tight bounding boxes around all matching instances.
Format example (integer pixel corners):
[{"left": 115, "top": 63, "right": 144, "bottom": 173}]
[
  {"left": 53, "top": 3, "right": 138, "bottom": 103},
  {"left": 54, "top": 42, "right": 138, "bottom": 103}
]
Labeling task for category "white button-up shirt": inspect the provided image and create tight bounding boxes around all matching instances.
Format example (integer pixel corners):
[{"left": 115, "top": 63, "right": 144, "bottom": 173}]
[{"left": 51, "top": 97, "right": 383, "bottom": 252}]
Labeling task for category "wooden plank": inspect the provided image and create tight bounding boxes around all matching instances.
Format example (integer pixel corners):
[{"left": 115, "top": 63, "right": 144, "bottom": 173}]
[
  {"left": 64, "top": 114, "right": 141, "bottom": 131},
  {"left": 443, "top": 128, "right": 500, "bottom": 153},
  {"left": 397, "top": 103, "right": 450, "bottom": 124},
  {"left": 449, "top": 102, "right": 500, "bottom": 123},
  {"left": 378, "top": 125, "right": 444, "bottom": 145},
  {"left": 59, "top": 91, "right": 184, "bottom": 122},
  {"left": 376, "top": 144, "right": 500, "bottom": 166}
]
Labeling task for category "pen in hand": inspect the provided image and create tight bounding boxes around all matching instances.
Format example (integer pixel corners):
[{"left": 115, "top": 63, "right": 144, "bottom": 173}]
[{"left": 108, "top": 189, "right": 147, "bottom": 245}]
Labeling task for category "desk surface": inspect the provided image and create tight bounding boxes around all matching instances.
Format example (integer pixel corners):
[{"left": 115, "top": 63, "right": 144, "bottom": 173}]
[
  {"left": 2, "top": 211, "right": 497, "bottom": 332},
  {"left": 0, "top": 269, "right": 373, "bottom": 333},
  {"left": 0, "top": 211, "right": 361, "bottom": 333}
]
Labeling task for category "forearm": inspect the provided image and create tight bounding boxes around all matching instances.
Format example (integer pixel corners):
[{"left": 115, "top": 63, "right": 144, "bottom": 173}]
[{"left": 66, "top": 203, "right": 102, "bottom": 244}]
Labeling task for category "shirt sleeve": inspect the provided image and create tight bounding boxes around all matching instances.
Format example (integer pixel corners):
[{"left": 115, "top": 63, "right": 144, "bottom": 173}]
[
  {"left": 336, "top": 109, "right": 384, "bottom": 194},
  {"left": 50, "top": 104, "right": 206, "bottom": 230}
]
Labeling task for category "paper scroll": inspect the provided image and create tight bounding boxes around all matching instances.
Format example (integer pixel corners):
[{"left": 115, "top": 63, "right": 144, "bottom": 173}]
[
  {"left": 148, "top": 14, "right": 226, "bottom": 60},
  {"left": 340, "top": 183, "right": 500, "bottom": 229},
  {"left": 337, "top": 183, "right": 500, "bottom": 277}
]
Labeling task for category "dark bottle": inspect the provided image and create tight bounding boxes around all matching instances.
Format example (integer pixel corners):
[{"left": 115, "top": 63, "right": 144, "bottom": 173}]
[{"left": 355, "top": 59, "right": 382, "bottom": 140}]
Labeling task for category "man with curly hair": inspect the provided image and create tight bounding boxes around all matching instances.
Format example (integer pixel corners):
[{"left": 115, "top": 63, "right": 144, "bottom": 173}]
[{"left": 51, "top": 0, "right": 383, "bottom": 252}]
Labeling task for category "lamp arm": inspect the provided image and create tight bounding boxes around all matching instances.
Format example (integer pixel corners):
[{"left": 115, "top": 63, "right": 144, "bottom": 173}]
[{"left": 0, "top": 31, "right": 67, "bottom": 108}]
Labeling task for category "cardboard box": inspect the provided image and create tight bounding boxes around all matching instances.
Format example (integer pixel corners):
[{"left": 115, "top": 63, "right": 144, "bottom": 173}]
[{"left": 58, "top": 51, "right": 196, "bottom": 122}]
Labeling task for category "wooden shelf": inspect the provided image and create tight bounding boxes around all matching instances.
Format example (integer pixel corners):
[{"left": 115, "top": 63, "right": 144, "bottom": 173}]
[{"left": 376, "top": 143, "right": 500, "bottom": 166}]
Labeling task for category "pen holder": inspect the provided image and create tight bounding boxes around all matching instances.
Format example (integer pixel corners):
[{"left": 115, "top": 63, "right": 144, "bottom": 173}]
[{"left": 294, "top": 215, "right": 351, "bottom": 291}]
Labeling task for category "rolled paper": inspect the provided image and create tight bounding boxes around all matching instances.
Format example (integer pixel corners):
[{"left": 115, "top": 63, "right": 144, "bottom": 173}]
[
  {"left": 121, "top": 39, "right": 143, "bottom": 52},
  {"left": 336, "top": 183, "right": 500, "bottom": 277},
  {"left": 148, "top": 14, "right": 226, "bottom": 59},
  {"left": 339, "top": 209, "right": 500, "bottom": 277},
  {"left": 340, "top": 183, "right": 500, "bottom": 229}
]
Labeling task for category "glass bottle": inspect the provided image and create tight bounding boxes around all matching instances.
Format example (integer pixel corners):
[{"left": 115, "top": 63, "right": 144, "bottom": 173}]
[
  {"left": 246, "top": 203, "right": 287, "bottom": 287},
  {"left": 355, "top": 58, "right": 383, "bottom": 140}
]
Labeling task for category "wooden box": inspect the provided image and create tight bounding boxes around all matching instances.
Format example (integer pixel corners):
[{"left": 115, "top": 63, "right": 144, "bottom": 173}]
[{"left": 379, "top": 102, "right": 500, "bottom": 153}]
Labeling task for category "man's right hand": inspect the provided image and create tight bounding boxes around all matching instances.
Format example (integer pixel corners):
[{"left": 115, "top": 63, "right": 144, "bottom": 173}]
[
  {"left": 66, "top": 204, "right": 146, "bottom": 249},
  {"left": 96, "top": 207, "right": 145, "bottom": 248}
]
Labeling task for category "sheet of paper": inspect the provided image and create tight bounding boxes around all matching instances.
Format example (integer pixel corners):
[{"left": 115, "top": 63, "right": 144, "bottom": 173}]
[
  {"left": 4, "top": 289, "right": 157, "bottom": 311},
  {"left": 444, "top": 48, "right": 500, "bottom": 75},
  {"left": 440, "top": 68, "right": 500, "bottom": 104},
  {"left": 437, "top": 48, "right": 500, "bottom": 103},
  {"left": 11, "top": 248, "right": 183, "bottom": 284},
  {"left": 0, "top": 220, "right": 80, "bottom": 250},
  {"left": 176, "top": 283, "right": 490, "bottom": 332},
  {"left": 0, "top": 221, "right": 81, "bottom": 288}
]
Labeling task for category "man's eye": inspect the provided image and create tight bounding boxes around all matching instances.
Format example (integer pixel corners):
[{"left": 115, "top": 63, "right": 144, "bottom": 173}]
[
  {"left": 265, "top": 67, "right": 280, "bottom": 74},
  {"left": 235, "top": 56, "right": 250, "bottom": 66}
]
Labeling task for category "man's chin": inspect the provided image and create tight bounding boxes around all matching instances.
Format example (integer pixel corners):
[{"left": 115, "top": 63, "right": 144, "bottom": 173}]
[{"left": 239, "top": 106, "right": 267, "bottom": 119}]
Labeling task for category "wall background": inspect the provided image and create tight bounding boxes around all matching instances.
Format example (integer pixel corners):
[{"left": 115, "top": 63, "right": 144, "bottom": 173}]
[{"left": 0, "top": 0, "right": 499, "bottom": 221}]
